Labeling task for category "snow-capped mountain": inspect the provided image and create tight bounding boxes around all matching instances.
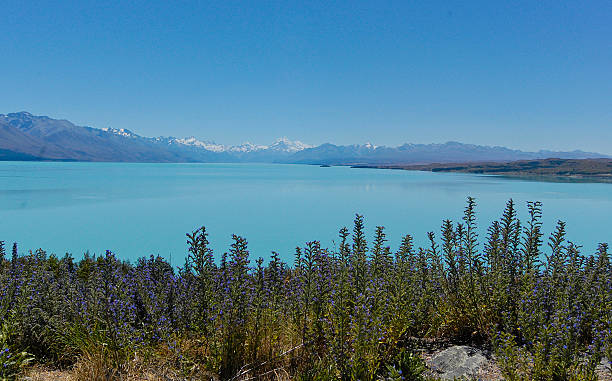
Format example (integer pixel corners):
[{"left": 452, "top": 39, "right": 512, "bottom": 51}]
[
  {"left": 169, "top": 136, "right": 312, "bottom": 154},
  {"left": 1, "top": 112, "right": 607, "bottom": 163},
  {"left": 171, "top": 137, "right": 226, "bottom": 152},
  {"left": 266, "top": 137, "right": 313, "bottom": 153},
  {"left": 101, "top": 124, "right": 311, "bottom": 155},
  {"left": 101, "top": 127, "right": 139, "bottom": 138},
  {"left": 228, "top": 142, "right": 269, "bottom": 153}
]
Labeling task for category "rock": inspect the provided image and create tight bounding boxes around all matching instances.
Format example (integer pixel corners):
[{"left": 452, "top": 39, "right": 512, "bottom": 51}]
[
  {"left": 597, "top": 357, "right": 611, "bottom": 381},
  {"left": 427, "top": 345, "right": 491, "bottom": 380}
]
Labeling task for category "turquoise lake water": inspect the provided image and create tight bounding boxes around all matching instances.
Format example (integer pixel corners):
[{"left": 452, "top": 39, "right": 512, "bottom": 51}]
[{"left": 0, "top": 162, "right": 610, "bottom": 264}]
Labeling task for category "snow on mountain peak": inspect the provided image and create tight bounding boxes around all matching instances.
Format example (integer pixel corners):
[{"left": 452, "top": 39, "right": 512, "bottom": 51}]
[
  {"left": 173, "top": 137, "right": 226, "bottom": 152},
  {"left": 227, "top": 138, "right": 312, "bottom": 153},
  {"left": 268, "top": 137, "right": 313, "bottom": 152},
  {"left": 229, "top": 142, "right": 269, "bottom": 153},
  {"left": 167, "top": 135, "right": 311, "bottom": 153},
  {"left": 102, "top": 127, "right": 138, "bottom": 138}
]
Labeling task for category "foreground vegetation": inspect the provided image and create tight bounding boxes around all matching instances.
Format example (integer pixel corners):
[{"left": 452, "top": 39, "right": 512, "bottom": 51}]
[{"left": 0, "top": 198, "right": 610, "bottom": 380}]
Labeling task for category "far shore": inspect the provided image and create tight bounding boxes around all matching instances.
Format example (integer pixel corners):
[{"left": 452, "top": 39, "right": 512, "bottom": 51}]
[{"left": 349, "top": 157, "right": 612, "bottom": 183}]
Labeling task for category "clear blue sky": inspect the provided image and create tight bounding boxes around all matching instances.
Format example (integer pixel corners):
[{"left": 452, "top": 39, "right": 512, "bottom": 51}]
[{"left": 2, "top": 1, "right": 611, "bottom": 153}]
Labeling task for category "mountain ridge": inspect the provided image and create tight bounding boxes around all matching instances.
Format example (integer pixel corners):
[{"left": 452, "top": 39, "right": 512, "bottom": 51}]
[{"left": 0, "top": 112, "right": 607, "bottom": 164}]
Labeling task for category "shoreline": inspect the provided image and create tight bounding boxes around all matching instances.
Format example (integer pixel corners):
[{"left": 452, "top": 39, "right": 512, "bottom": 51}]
[{"left": 350, "top": 158, "right": 612, "bottom": 184}]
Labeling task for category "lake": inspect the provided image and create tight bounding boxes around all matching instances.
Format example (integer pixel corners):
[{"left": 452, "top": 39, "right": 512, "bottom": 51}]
[{"left": 0, "top": 161, "right": 610, "bottom": 265}]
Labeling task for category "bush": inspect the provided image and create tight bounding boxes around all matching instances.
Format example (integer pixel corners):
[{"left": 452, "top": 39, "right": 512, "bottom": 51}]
[
  {"left": 0, "top": 319, "right": 32, "bottom": 380},
  {"left": 0, "top": 198, "right": 609, "bottom": 379}
]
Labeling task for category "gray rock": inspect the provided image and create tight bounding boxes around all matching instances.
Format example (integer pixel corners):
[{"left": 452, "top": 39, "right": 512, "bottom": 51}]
[
  {"left": 427, "top": 345, "right": 490, "bottom": 380},
  {"left": 597, "top": 357, "right": 611, "bottom": 380}
]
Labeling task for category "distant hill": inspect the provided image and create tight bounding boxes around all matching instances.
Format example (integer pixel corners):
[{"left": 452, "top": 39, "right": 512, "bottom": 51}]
[
  {"left": 286, "top": 142, "right": 606, "bottom": 165},
  {"left": 0, "top": 112, "right": 608, "bottom": 164},
  {"left": 0, "top": 112, "right": 183, "bottom": 162},
  {"left": 357, "top": 158, "right": 612, "bottom": 182},
  {"left": 0, "top": 112, "right": 310, "bottom": 163}
]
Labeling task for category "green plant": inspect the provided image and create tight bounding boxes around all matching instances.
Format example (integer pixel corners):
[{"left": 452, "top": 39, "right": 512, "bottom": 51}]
[
  {"left": 0, "top": 319, "right": 32, "bottom": 380},
  {"left": 382, "top": 348, "right": 426, "bottom": 381}
]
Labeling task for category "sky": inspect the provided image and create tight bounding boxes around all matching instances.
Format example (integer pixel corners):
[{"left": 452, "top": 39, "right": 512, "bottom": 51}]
[{"left": 1, "top": 1, "right": 611, "bottom": 153}]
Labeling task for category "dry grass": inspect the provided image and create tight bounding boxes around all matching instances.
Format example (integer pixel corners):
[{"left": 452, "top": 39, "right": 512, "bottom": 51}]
[
  {"left": 21, "top": 365, "right": 292, "bottom": 381},
  {"left": 18, "top": 357, "right": 612, "bottom": 381},
  {"left": 20, "top": 366, "right": 71, "bottom": 381}
]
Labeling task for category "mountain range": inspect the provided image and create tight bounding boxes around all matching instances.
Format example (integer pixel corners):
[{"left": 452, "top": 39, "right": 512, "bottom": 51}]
[{"left": 0, "top": 112, "right": 607, "bottom": 165}]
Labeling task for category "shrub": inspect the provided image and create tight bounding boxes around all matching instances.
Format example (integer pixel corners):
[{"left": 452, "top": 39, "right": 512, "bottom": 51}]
[{"left": 0, "top": 198, "right": 609, "bottom": 379}]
